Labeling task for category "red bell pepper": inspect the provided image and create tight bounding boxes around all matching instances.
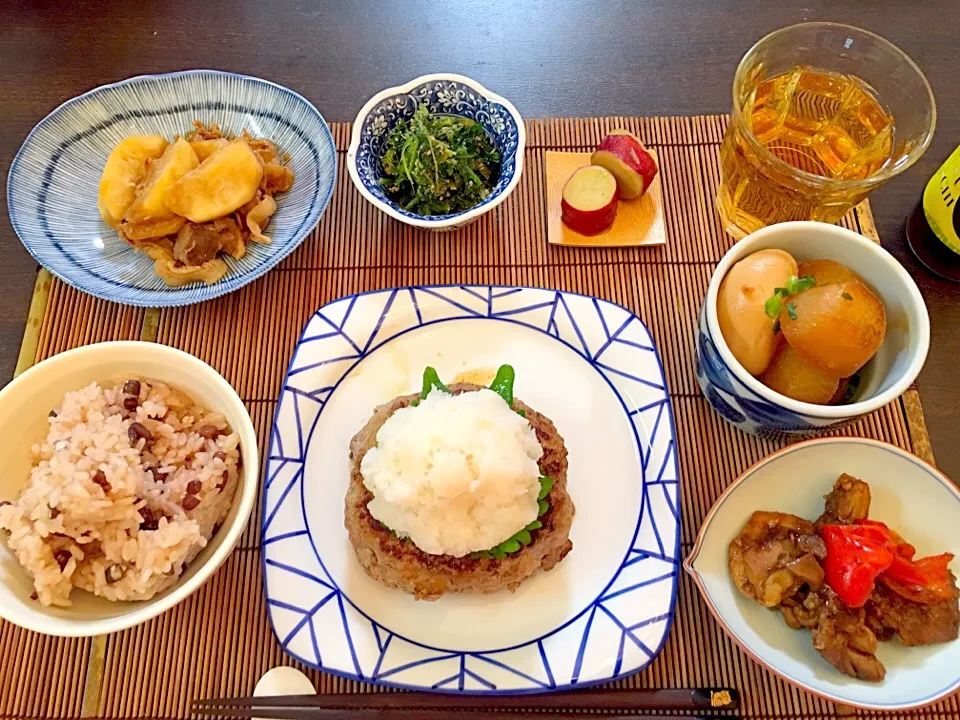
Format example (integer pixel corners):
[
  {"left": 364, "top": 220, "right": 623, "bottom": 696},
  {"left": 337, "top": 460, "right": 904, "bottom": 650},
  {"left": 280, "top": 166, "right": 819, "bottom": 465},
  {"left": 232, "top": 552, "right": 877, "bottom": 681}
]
[
  {"left": 822, "top": 519, "right": 955, "bottom": 607},
  {"left": 855, "top": 519, "right": 916, "bottom": 560},
  {"left": 881, "top": 552, "right": 956, "bottom": 604},
  {"left": 821, "top": 524, "right": 894, "bottom": 607}
]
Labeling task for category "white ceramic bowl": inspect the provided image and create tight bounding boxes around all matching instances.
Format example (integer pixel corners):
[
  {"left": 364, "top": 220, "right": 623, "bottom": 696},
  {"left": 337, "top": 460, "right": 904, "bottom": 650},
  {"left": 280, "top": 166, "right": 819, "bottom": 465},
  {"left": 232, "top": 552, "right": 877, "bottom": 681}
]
[
  {"left": 685, "top": 438, "right": 960, "bottom": 710},
  {"left": 695, "top": 221, "right": 930, "bottom": 436},
  {"left": 0, "top": 342, "right": 258, "bottom": 637},
  {"left": 346, "top": 73, "right": 525, "bottom": 230}
]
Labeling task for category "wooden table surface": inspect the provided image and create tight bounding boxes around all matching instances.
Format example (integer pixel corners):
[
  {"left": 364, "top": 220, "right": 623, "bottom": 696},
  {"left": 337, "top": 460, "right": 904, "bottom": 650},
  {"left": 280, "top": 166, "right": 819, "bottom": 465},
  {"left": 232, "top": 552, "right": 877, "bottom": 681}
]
[{"left": 1, "top": 0, "right": 958, "bottom": 478}]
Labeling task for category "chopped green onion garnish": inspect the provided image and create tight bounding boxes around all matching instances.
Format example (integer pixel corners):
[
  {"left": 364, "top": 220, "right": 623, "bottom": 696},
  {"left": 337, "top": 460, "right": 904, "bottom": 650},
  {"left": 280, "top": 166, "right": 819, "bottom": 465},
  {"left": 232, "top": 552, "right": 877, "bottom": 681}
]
[{"left": 765, "top": 275, "right": 815, "bottom": 319}]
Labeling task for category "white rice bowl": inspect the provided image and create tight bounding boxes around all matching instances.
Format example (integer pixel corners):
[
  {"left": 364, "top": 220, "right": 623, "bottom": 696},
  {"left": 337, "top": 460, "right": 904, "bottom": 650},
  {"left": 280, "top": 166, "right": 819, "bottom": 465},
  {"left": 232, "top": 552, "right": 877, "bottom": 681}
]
[{"left": 0, "top": 378, "right": 241, "bottom": 607}]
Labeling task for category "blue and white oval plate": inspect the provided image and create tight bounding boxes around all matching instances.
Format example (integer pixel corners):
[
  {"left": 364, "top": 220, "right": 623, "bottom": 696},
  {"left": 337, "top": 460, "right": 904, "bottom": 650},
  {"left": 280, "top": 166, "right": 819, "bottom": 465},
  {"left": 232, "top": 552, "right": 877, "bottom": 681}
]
[
  {"left": 7, "top": 70, "right": 336, "bottom": 307},
  {"left": 263, "top": 285, "right": 680, "bottom": 693}
]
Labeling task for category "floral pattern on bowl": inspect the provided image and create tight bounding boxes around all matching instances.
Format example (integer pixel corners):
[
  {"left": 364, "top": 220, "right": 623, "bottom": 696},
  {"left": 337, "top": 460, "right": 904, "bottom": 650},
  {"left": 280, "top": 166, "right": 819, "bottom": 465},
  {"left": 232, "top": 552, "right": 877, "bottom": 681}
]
[
  {"left": 347, "top": 74, "right": 525, "bottom": 230},
  {"left": 695, "top": 306, "right": 837, "bottom": 437}
]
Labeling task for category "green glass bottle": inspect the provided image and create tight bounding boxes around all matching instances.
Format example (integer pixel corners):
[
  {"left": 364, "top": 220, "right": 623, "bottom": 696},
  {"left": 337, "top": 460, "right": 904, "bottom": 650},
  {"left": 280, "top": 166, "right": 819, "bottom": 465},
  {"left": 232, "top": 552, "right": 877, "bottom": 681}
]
[{"left": 907, "top": 145, "right": 960, "bottom": 281}]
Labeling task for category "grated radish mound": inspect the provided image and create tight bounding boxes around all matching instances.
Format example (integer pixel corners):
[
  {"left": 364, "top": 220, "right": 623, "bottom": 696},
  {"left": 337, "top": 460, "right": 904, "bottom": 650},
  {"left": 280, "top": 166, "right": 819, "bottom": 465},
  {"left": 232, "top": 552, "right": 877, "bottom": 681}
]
[{"left": 359, "top": 389, "right": 543, "bottom": 557}]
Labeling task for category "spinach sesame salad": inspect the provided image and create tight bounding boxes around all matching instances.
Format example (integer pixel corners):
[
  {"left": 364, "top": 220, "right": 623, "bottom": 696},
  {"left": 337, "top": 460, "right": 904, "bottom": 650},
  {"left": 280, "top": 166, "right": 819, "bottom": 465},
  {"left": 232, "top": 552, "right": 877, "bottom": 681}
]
[{"left": 379, "top": 104, "right": 501, "bottom": 216}]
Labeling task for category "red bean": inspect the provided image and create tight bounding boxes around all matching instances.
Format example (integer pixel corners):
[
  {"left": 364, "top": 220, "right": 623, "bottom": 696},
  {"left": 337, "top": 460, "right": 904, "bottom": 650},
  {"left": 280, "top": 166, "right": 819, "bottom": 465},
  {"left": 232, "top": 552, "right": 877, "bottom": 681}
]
[
  {"left": 54, "top": 549, "right": 71, "bottom": 571},
  {"left": 185, "top": 480, "right": 202, "bottom": 495},
  {"left": 123, "top": 380, "right": 141, "bottom": 396},
  {"left": 213, "top": 451, "right": 227, "bottom": 462},
  {"left": 181, "top": 494, "right": 200, "bottom": 511},
  {"left": 92, "top": 470, "right": 111, "bottom": 493},
  {"left": 105, "top": 565, "right": 124, "bottom": 584},
  {"left": 148, "top": 467, "right": 168, "bottom": 483},
  {"left": 196, "top": 425, "right": 220, "bottom": 440},
  {"left": 128, "top": 422, "right": 152, "bottom": 444},
  {"left": 123, "top": 396, "right": 139, "bottom": 412},
  {"left": 139, "top": 506, "right": 159, "bottom": 531}
]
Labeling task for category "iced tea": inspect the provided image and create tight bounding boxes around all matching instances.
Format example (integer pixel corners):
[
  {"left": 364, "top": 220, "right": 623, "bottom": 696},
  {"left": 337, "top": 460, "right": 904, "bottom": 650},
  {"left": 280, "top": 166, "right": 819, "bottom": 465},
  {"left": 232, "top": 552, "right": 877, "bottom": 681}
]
[{"left": 717, "top": 24, "right": 936, "bottom": 239}]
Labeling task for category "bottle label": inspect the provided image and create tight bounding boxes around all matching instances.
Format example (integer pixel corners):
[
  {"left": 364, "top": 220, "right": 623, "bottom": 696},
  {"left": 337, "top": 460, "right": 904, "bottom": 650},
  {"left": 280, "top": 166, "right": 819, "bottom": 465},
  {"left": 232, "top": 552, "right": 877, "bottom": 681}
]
[{"left": 923, "top": 144, "right": 960, "bottom": 255}]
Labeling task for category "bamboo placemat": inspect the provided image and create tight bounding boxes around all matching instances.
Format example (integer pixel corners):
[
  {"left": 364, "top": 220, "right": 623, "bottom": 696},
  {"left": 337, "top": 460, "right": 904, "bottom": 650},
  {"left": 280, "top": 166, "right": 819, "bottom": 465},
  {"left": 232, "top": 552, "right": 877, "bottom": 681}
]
[{"left": 1, "top": 116, "right": 950, "bottom": 720}]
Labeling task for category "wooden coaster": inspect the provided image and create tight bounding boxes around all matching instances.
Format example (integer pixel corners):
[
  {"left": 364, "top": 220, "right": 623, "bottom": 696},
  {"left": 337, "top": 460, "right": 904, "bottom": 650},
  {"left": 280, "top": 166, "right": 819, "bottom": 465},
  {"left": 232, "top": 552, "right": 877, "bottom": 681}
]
[{"left": 545, "top": 150, "right": 666, "bottom": 248}]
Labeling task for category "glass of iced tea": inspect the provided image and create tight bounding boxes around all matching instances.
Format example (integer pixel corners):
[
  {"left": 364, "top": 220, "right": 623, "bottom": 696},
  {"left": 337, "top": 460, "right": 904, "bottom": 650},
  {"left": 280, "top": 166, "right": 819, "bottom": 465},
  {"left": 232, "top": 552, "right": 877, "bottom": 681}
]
[{"left": 718, "top": 23, "right": 936, "bottom": 238}]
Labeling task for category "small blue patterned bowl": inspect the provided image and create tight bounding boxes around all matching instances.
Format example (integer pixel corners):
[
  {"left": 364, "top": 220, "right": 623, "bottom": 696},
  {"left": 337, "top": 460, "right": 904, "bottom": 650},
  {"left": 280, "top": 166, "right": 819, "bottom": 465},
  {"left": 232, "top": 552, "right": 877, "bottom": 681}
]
[
  {"left": 696, "top": 222, "right": 929, "bottom": 437},
  {"left": 346, "top": 73, "right": 524, "bottom": 230},
  {"left": 7, "top": 70, "right": 336, "bottom": 307}
]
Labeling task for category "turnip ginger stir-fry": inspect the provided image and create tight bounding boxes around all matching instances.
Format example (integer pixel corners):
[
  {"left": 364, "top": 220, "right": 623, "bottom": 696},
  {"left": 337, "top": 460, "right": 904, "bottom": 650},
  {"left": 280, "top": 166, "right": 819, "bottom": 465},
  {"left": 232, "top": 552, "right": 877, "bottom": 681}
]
[{"left": 97, "top": 122, "right": 295, "bottom": 286}]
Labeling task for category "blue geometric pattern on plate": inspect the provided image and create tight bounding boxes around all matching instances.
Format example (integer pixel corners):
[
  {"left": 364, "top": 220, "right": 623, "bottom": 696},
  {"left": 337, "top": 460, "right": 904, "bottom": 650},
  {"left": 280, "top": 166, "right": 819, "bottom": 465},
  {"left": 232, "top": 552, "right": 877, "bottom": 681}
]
[
  {"left": 351, "top": 79, "right": 521, "bottom": 222},
  {"left": 694, "top": 305, "right": 852, "bottom": 437},
  {"left": 7, "top": 70, "right": 336, "bottom": 307},
  {"left": 263, "top": 285, "right": 680, "bottom": 694}
]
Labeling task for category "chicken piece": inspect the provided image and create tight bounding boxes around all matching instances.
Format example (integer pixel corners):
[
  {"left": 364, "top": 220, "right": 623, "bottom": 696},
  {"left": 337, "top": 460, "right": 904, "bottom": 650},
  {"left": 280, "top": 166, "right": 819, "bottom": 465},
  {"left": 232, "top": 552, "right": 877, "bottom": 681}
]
[
  {"left": 867, "top": 577, "right": 960, "bottom": 646},
  {"left": 817, "top": 473, "right": 871, "bottom": 526},
  {"left": 173, "top": 223, "right": 224, "bottom": 266},
  {"left": 780, "top": 587, "right": 825, "bottom": 630},
  {"left": 785, "top": 552, "right": 825, "bottom": 590},
  {"left": 811, "top": 588, "right": 886, "bottom": 682},
  {"left": 729, "top": 511, "right": 826, "bottom": 607}
]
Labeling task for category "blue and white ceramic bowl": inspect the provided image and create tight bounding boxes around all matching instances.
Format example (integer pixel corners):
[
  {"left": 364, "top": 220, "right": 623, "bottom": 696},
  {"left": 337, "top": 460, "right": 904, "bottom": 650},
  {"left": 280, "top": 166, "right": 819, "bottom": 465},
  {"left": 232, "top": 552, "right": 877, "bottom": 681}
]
[
  {"left": 7, "top": 70, "right": 336, "bottom": 307},
  {"left": 696, "top": 222, "right": 929, "bottom": 437},
  {"left": 346, "top": 74, "right": 524, "bottom": 230}
]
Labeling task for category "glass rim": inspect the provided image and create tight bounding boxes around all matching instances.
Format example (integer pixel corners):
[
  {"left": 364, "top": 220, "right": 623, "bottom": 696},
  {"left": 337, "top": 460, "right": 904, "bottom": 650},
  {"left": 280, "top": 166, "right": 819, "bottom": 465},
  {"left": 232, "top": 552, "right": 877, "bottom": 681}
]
[{"left": 731, "top": 22, "right": 937, "bottom": 190}]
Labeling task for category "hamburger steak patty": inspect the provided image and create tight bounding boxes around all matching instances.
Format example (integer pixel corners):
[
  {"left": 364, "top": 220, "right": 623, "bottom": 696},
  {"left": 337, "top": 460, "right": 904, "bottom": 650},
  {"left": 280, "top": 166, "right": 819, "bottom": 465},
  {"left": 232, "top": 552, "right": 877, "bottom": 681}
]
[{"left": 345, "top": 383, "right": 574, "bottom": 600}]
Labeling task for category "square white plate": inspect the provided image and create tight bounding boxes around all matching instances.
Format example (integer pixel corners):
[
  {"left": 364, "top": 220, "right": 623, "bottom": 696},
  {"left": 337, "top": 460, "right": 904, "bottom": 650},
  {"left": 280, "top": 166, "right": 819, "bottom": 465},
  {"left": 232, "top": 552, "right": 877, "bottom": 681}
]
[{"left": 262, "top": 285, "right": 680, "bottom": 693}]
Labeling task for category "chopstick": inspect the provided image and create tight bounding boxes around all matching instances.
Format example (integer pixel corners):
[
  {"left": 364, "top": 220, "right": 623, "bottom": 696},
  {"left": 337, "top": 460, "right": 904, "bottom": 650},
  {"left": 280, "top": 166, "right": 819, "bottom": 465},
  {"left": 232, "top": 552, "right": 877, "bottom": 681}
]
[
  {"left": 193, "top": 709, "right": 718, "bottom": 720},
  {"left": 192, "top": 687, "right": 740, "bottom": 718}
]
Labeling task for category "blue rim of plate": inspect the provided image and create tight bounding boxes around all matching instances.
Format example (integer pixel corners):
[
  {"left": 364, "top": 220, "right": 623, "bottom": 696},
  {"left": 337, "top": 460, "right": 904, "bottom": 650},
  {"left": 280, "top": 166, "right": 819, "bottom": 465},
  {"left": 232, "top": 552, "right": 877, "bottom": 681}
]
[
  {"left": 261, "top": 284, "right": 681, "bottom": 694},
  {"left": 6, "top": 69, "right": 337, "bottom": 308}
]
